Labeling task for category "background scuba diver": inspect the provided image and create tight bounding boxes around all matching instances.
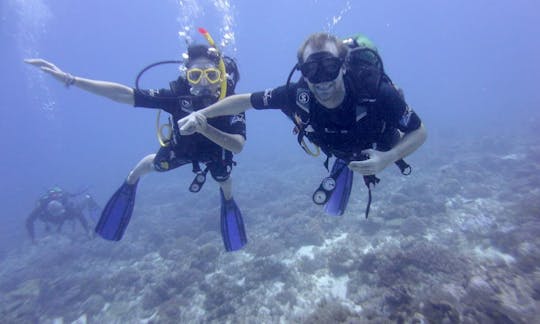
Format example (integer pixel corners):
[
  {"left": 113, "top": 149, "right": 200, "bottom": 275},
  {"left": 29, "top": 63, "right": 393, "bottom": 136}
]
[
  {"left": 26, "top": 187, "right": 100, "bottom": 244},
  {"left": 25, "top": 42, "right": 248, "bottom": 252},
  {"left": 179, "top": 32, "right": 427, "bottom": 218}
]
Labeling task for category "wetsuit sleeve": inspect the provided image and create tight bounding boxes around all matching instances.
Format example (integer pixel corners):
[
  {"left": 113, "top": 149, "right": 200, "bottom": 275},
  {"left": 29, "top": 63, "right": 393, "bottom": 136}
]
[
  {"left": 133, "top": 88, "right": 178, "bottom": 114},
  {"left": 250, "top": 85, "right": 294, "bottom": 111},
  {"left": 377, "top": 82, "right": 422, "bottom": 133}
]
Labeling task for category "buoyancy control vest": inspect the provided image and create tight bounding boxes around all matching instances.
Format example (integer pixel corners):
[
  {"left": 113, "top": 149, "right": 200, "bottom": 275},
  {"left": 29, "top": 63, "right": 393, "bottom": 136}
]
[
  {"left": 288, "top": 34, "right": 412, "bottom": 218},
  {"left": 135, "top": 55, "right": 240, "bottom": 192},
  {"left": 289, "top": 34, "right": 410, "bottom": 173}
]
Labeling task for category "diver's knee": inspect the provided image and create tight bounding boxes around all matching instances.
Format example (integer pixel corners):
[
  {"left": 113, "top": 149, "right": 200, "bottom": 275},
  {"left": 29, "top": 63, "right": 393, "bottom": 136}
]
[
  {"left": 127, "top": 154, "right": 157, "bottom": 183},
  {"left": 143, "top": 154, "right": 156, "bottom": 163}
]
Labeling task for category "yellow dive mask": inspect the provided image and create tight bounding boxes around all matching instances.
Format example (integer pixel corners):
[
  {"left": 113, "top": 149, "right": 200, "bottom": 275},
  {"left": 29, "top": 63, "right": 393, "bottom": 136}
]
[{"left": 186, "top": 67, "right": 222, "bottom": 84}]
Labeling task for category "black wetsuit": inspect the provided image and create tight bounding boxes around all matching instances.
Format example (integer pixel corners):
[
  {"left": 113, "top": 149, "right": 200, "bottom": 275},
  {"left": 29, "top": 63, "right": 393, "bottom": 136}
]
[
  {"left": 250, "top": 77, "right": 422, "bottom": 161},
  {"left": 26, "top": 191, "right": 91, "bottom": 242},
  {"left": 133, "top": 86, "right": 246, "bottom": 181}
]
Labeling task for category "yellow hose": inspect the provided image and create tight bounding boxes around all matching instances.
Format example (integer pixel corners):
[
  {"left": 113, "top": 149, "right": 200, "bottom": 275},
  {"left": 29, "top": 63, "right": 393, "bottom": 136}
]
[
  {"left": 301, "top": 139, "right": 321, "bottom": 157},
  {"left": 156, "top": 110, "right": 172, "bottom": 147},
  {"left": 157, "top": 28, "right": 228, "bottom": 147},
  {"left": 198, "top": 27, "right": 227, "bottom": 100}
]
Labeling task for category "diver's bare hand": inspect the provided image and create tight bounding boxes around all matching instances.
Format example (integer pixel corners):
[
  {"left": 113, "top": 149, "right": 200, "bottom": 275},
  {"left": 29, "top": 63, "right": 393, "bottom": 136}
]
[
  {"left": 192, "top": 111, "right": 208, "bottom": 134},
  {"left": 348, "top": 149, "right": 393, "bottom": 176},
  {"left": 178, "top": 111, "right": 207, "bottom": 135},
  {"left": 24, "top": 58, "right": 76, "bottom": 87}
]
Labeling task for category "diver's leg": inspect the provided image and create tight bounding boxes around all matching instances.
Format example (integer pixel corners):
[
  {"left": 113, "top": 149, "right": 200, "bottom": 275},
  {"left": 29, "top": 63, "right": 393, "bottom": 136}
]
[
  {"left": 96, "top": 153, "right": 155, "bottom": 241},
  {"left": 218, "top": 177, "right": 233, "bottom": 200},
  {"left": 96, "top": 145, "right": 187, "bottom": 241},
  {"left": 208, "top": 150, "right": 235, "bottom": 200},
  {"left": 216, "top": 176, "right": 246, "bottom": 251},
  {"left": 126, "top": 154, "right": 156, "bottom": 184},
  {"left": 208, "top": 154, "right": 246, "bottom": 251}
]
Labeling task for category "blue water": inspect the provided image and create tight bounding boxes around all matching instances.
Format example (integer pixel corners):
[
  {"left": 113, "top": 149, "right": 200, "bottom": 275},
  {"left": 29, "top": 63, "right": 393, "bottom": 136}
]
[{"left": 1, "top": 0, "right": 539, "bottom": 322}]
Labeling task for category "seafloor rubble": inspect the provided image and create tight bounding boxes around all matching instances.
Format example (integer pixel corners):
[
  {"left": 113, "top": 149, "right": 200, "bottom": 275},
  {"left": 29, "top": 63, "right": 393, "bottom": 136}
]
[{"left": 1, "top": 130, "right": 539, "bottom": 323}]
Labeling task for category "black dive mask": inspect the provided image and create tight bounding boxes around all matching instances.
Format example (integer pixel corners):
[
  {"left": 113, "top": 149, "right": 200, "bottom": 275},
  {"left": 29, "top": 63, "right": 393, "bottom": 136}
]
[{"left": 299, "top": 51, "right": 343, "bottom": 84}]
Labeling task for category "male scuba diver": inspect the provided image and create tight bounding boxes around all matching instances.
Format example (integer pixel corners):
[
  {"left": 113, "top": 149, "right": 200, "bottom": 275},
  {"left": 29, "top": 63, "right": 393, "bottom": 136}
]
[
  {"left": 26, "top": 187, "right": 99, "bottom": 244},
  {"left": 179, "top": 32, "right": 427, "bottom": 218},
  {"left": 25, "top": 34, "right": 248, "bottom": 251}
]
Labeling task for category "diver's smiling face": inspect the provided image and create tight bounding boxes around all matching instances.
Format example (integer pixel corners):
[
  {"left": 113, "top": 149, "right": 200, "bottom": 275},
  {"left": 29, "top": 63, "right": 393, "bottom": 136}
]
[{"left": 302, "top": 42, "right": 346, "bottom": 109}]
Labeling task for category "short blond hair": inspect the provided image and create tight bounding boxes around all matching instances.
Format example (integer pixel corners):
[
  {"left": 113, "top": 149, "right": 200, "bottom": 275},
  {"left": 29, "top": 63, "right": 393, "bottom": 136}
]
[{"left": 296, "top": 32, "right": 348, "bottom": 64}]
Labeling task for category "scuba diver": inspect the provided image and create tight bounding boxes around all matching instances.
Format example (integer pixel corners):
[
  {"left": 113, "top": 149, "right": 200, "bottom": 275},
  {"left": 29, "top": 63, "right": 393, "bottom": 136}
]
[
  {"left": 25, "top": 31, "right": 247, "bottom": 252},
  {"left": 26, "top": 187, "right": 100, "bottom": 243},
  {"left": 179, "top": 32, "right": 427, "bottom": 218}
]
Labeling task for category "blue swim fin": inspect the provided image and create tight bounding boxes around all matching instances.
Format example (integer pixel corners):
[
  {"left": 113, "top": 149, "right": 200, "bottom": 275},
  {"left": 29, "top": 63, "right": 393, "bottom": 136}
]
[
  {"left": 95, "top": 180, "right": 138, "bottom": 241},
  {"left": 220, "top": 189, "right": 247, "bottom": 251},
  {"left": 324, "top": 159, "right": 354, "bottom": 216}
]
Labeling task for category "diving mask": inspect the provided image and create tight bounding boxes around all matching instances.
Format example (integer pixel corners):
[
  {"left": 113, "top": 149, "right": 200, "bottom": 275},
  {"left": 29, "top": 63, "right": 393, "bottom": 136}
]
[
  {"left": 300, "top": 52, "right": 343, "bottom": 84},
  {"left": 187, "top": 67, "right": 222, "bottom": 84}
]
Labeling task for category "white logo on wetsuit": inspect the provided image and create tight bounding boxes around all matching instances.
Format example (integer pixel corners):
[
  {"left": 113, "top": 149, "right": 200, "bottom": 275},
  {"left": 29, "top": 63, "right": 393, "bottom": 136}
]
[
  {"left": 148, "top": 89, "right": 159, "bottom": 96},
  {"left": 231, "top": 114, "right": 245, "bottom": 125},
  {"left": 263, "top": 88, "right": 273, "bottom": 106},
  {"left": 400, "top": 106, "right": 413, "bottom": 127},
  {"left": 181, "top": 99, "right": 192, "bottom": 108},
  {"left": 298, "top": 90, "right": 310, "bottom": 105}
]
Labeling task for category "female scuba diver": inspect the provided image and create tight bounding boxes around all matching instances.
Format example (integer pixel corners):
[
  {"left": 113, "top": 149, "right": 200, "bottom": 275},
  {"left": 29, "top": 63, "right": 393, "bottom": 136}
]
[{"left": 25, "top": 33, "right": 248, "bottom": 252}]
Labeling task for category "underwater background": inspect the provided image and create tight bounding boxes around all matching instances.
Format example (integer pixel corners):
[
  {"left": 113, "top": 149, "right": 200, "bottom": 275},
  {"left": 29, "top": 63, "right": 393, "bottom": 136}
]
[{"left": 1, "top": 0, "right": 539, "bottom": 322}]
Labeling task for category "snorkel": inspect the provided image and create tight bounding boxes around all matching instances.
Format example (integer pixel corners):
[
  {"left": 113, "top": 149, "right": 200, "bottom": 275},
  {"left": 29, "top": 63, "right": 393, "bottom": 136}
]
[{"left": 198, "top": 27, "right": 227, "bottom": 100}]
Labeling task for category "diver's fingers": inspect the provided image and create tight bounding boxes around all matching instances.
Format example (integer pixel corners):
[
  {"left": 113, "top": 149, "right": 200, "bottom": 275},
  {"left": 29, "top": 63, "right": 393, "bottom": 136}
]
[
  {"left": 177, "top": 115, "right": 191, "bottom": 129},
  {"left": 179, "top": 124, "right": 196, "bottom": 135},
  {"left": 178, "top": 116, "right": 197, "bottom": 135},
  {"left": 24, "top": 58, "right": 47, "bottom": 66},
  {"left": 193, "top": 111, "right": 207, "bottom": 123},
  {"left": 24, "top": 58, "right": 58, "bottom": 70},
  {"left": 193, "top": 112, "right": 208, "bottom": 131},
  {"left": 348, "top": 161, "right": 374, "bottom": 176},
  {"left": 348, "top": 161, "right": 363, "bottom": 172},
  {"left": 360, "top": 148, "right": 375, "bottom": 158},
  {"left": 40, "top": 66, "right": 62, "bottom": 76},
  {"left": 179, "top": 112, "right": 207, "bottom": 134}
]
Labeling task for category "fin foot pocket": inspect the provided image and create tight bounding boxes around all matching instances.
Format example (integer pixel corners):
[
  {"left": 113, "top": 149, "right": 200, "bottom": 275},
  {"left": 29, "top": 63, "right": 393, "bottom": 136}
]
[
  {"left": 220, "top": 189, "right": 247, "bottom": 251},
  {"left": 95, "top": 180, "right": 139, "bottom": 241}
]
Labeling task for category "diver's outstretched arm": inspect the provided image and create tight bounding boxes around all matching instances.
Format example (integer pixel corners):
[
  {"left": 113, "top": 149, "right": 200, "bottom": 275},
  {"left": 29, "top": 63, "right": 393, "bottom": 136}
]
[
  {"left": 178, "top": 94, "right": 252, "bottom": 135},
  {"left": 200, "top": 94, "right": 253, "bottom": 118},
  {"left": 24, "top": 59, "right": 134, "bottom": 105}
]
